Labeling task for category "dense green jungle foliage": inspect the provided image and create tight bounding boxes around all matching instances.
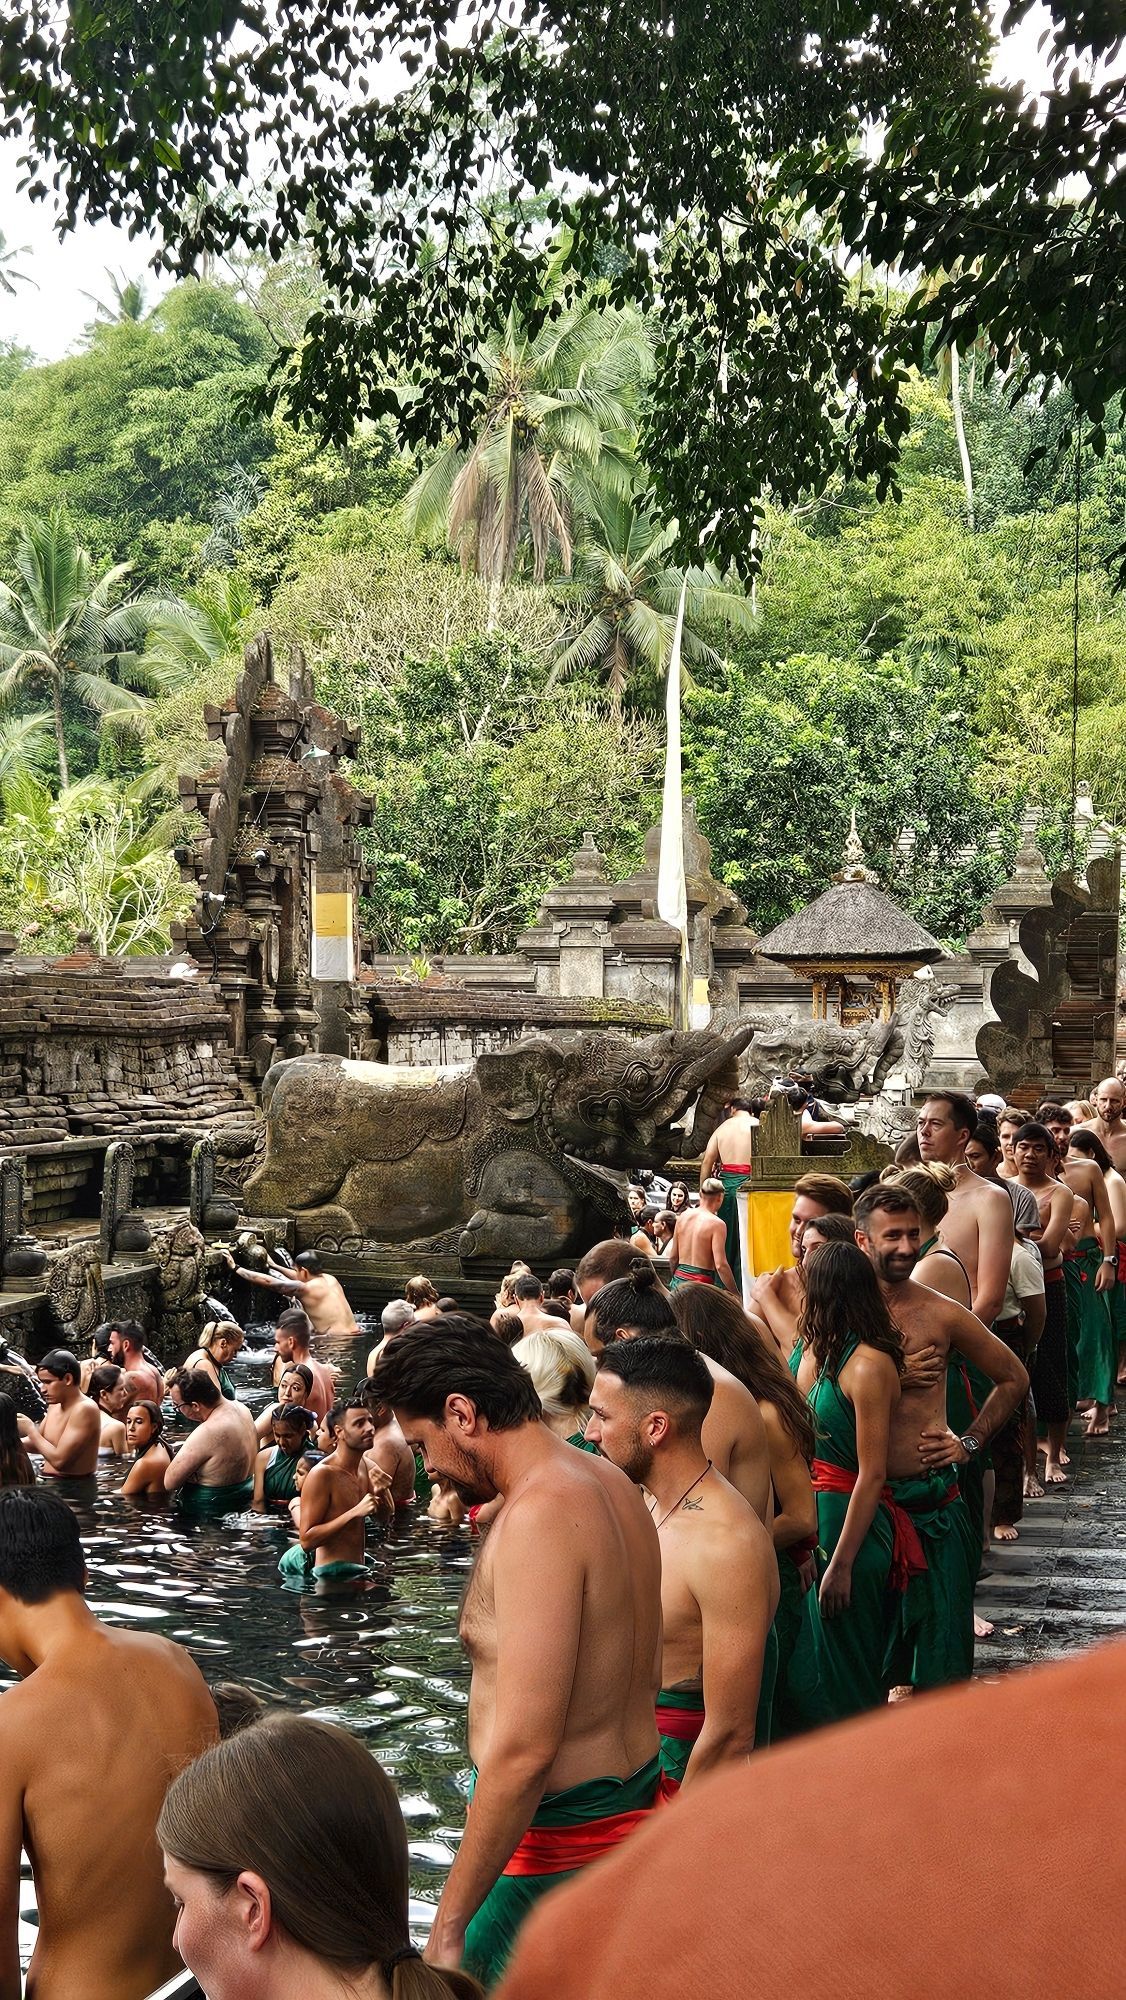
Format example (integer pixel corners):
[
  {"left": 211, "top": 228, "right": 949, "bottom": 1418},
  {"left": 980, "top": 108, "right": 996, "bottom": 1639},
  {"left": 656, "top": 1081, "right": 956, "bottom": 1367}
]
[{"left": 0, "top": 276, "right": 1122, "bottom": 958}]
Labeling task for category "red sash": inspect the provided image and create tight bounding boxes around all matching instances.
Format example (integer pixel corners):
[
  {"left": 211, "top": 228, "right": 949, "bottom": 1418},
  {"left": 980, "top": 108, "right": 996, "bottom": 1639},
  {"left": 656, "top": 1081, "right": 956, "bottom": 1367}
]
[
  {"left": 503, "top": 1785, "right": 675, "bottom": 1876},
  {"left": 1044, "top": 1266, "right": 1065, "bottom": 1285},
  {"left": 1118, "top": 1241, "right": 1126, "bottom": 1286},
  {"left": 654, "top": 1704, "right": 705, "bottom": 1742},
  {"left": 785, "top": 1531, "right": 818, "bottom": 1570},
  {"left": 811, "top": 1458, "right": 928, "bottom": 1595},
  {"left": 720, "top": 1163, "right": 751, "bottom": 1175},
  {"left": 673, "top": 1266, "right": 719, "bottom": 1285}
]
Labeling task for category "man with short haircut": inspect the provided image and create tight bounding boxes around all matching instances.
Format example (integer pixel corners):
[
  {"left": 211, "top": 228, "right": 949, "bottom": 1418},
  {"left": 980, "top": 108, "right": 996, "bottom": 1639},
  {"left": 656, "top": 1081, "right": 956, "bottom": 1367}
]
[
  {"left": 701, "top": 1097, "right": 757, "bottom": 1288},
  {"left": 853, "top": 1185, "right": 1027, "bottom": 1691},
  {"left": 224, "top": 1244, "right": 359, "bottom": 1336},
  {"left": 0, "top": 1487, "right": 217, "bottom": 1999},
  {"left": 669, "top": 1179, "right": 737, "bottom": 1293},
  {"left": 513, "top": 1274, "right": 560, "bottom": 1334},
  {"left": 587, "top": 1339, "right": 778, "bottom": 1786},
  {"left": 268, "top": 1303, "right": 338, "bottom": 1417},
  {"left": 367, "top": 1297, "right": 415, "bottom": 1375},
  {"left": 1078, "top": 1076, "right": 1126, "bottom": 1172},
  {"left": 163, "top": 1369, "right": 256, "bottom": 1517},
  {"left": 17, "top": 1349, "right": 100, "bottom": 1480},
  {"left": 281, "top": 1398, "right": 387, "bottom": 1582},
  {"left": 996, "top": 1106, "right": 1026, "bottom": 1179},
  {"left": 752, "top": 1172, "right": 855, "bottom": 1355},
  {"left": 107, "top": 1321, "right": 163, "bottom": 1402},
  {"left": 1014, "top": 1122, "right": 1079, "bottom": 1486},
  {"left": 546, "top": 1269, "right": 576, "bottom": 1305},
  {"left": 372, "top": 1315, "right": 663, "bottom": 1986},
  {"left": 917, "top": 1091, "right": 1014, "bottom": 1327},
  {"left": 1040, "top": 1104, "right": 1117, "bottom": 1302},
  {"left": 359, "top": 1391, "right": 417, "bottom": 1510}
]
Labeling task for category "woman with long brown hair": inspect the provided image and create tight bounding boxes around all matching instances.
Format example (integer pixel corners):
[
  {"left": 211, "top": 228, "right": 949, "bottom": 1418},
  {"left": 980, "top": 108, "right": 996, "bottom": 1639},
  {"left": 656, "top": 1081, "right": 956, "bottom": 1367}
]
[
  {"left": 159, "top": 1711, "right": 481, "bottom": 2000},
  {"left": 793, "top": 1241, "right": 911, "bottom": 1726},
  {"left": 672, "top": 1285, "right": 819, "bottom": 1737}
]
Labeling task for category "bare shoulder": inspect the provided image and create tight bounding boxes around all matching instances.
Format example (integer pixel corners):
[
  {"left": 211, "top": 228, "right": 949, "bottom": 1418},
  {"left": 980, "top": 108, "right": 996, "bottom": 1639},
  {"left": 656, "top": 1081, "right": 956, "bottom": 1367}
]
[{"left": 840, "top": 1344, "right": 899, "bottom": 1392}]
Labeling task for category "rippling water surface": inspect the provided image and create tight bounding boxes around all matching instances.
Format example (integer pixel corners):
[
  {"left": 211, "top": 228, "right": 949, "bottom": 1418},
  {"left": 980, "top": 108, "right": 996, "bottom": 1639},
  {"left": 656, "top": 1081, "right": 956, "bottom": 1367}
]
[{"left": 12, "top": 1326, "right": 473, "bottom": 1970}]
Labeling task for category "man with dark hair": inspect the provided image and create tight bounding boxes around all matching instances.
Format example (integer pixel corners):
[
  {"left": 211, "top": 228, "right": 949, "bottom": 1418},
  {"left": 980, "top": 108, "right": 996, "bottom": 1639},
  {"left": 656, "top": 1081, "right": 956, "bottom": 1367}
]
[
  {"left": 917, "top": 1092, "right": 1014, "bottom": 1327},
  {"left": 700, "top": 1097, "right": 757, "bottom": 1287},
  {"left": 17, "top": 1348, "right": 100, "bottom": 1480},
  {"left": 588, "top": 1340, "right": 778, "bottom": 1786},
  {"left": 106, "top": 1320, "right": 163, "bottom": 1402},
  {"left": 280, "top": 1396, "right": 387, "bottom": 1582},
  {"left": 853, "top": 1184, "right": 1027, "bottom": 1691},
  {"left": 222, "top": 1242, "right": 359, "bottom": 1336},
  {"left": 513, "top": 1273, "right": 560, "bottom": 1335},
  {"left": 669, "top": 1179, "right": 737, "bottom": 1293},
  {"left": 371, "top": 1316, "right": 663, "bottom": 1987},
  {"left": 271, "top": 1302, "right": 339, "bottom": 1417},
  {"left": 1040, "top": 1106, "right": 1118, "bottom": 1310},
  {"left": 546, "top": 1268, "right": 576, "bottom": 1304},
  {"left": 163, "top": 1368, "right": 256, "bottom": 1517},
  {"left": 585, "top": 1271, "right": 772, "bottom": 1523},
  {"left": 0, "top": 1487, "right": 216, "bottom": 1999}
]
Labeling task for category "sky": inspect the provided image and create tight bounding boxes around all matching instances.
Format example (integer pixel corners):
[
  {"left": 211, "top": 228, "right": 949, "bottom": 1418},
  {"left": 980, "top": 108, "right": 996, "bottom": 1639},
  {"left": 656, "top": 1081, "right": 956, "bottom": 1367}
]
[{"left": 0, "top": 2, "right": 1092, "bottom": 363}]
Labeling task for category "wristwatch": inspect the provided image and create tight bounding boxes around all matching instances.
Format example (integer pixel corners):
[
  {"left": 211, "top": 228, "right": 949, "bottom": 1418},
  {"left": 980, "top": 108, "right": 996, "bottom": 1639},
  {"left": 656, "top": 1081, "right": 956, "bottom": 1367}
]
[
  {"left": 959, "top": 1434, "right": 982, "bottom": 1456},
  {"left": 1103, "top": 1255, "right": 1116, "bottom": 1265}
]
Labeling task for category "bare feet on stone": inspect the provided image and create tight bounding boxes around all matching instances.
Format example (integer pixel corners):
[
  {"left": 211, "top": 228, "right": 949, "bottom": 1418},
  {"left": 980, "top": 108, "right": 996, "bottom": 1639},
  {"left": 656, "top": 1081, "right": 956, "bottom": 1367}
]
[
  {"left": 974, "top": 1612, "right": 994, "bottom": 1639},
  {"left": 993, "top": 1523, "right": 1019, "bottom": 1542},
  {"left": 887, "top": 1685, "right": 914, "bottom": 1703},
  {"left": 1043, "top": 1459, "right": 1068, "bottom": 1484},
  {"left": 1023, "top": 1471, "right": 1045, "bottom": 1499}
]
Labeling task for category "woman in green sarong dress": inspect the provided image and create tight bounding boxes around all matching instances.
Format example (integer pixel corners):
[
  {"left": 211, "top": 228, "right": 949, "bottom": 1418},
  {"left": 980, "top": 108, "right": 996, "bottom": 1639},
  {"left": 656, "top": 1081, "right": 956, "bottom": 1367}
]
[{"left": 792, "top": 1241, "right": 907, "bottom": 1727}]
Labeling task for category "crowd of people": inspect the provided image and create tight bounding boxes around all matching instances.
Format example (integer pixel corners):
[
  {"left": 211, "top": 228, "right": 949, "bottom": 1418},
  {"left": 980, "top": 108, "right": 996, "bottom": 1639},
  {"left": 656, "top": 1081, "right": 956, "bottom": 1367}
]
[{"left": 2, "top": 1077, "right": 1126, "bottom": 1997}]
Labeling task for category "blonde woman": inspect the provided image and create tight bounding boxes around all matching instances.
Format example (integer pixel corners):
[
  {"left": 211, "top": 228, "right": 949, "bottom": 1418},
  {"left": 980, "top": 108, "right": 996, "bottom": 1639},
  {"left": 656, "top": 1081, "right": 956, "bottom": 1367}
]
[
  {"left": 183, "top": 1321, "right": 245, "bottom": 1401},
  {"left": 511, "top": 1330, "right": 597, "bottom": 1450}
]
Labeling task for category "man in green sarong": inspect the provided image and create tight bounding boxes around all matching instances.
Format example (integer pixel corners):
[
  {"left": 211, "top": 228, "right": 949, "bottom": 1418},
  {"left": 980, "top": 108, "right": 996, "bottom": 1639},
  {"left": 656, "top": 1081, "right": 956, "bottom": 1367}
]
[
  {"left": 371, "top": 1316, "right": 664, "bottom": 1988},
  {"left": 164, "top": 1369, "right": 255, "bottom": 1516},
  {"left": 700, "top": 1096, "right": 756, "bottom": 1290},
  {"left": 588, "top": 1338, "right": 778, "bottom": 1784},
  {"left": 668, "top": 1180, "right": 737, "bottom": 1294},
  {"left": 292, "top": 1398, "right": 390, "bottom": 1579},
  {"left": 854, "top": 1185, "right": 1027, "bottom": 1692}
]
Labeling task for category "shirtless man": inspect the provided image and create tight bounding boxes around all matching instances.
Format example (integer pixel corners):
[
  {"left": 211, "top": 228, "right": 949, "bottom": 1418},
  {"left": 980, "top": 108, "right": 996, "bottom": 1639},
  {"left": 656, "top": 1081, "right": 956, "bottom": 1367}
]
[
  {"left": 294, "top": 1399, "right": 389, "bottom": 1576},
  {"left": 512, "top": 1274, "right": 564, "bottom": 1334},
  {"left": 269, "top": 1304, "right": 338, "bottom": 1418},
  {"left": 1078, "top": 1076, "right": 1126, "bottom": 1173},
  {"left": 853, "top": 1184, "right": 1027, "bottom": 1690},
  {"left": 588, "top": 1338, "right": 778, "bottom": 1785},
  {"left": 586, "top": 1269, "right": 773, "bottom": 1524},
  {"left": 1014, "top": 1122, "right": 1077, "bottom": 1485},
  {"left": 917, "top": 1092, "right": 1014, "bottom": 1326},
  {"left": 16, "top": 1350, "right": 100, "bottom": 1480},
  {"left": 0, "top": 1487, "right": 217, "bottom": 2000},
  {"left": 359, "top": 1392, "right": 417, "bottom": 1509},
  {"left": 107, "top": 1322, "right": 163, "bottom": 1403},
  {"left": 224, "top": 1246, "right": 359, "bottom": 1337},
  {"left": 1039, "top": 1105, "right": 1117, "bottom": 1295},
  {"left": 164, "top": 1369, "right": 256, "bottom": 1516},
  {"left": 701, "top": 1098, "right": 756, "bottom": 1286},
  {"left": 751, "top": 1172, "right": 855, "bottom": 1357},
  {"left": 668, "top": 1180, "right": 737, "bottom": 1293},
  {"left": 372, "top": 1317, "right": 663, "bottom": 1987}
]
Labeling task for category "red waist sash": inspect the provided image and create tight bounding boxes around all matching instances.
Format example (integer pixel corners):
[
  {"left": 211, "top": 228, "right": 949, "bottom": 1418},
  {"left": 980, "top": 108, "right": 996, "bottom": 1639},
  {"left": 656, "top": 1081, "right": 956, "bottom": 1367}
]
[
  {"left": 785, "top": 1531, "right": 818, "bottom": 1570},
  {"left": 503, "top": 1790, "right": 673, "bottom": 1876},
  {"left": 654, "top": 1705, "right": 705, "bottom": 1742},
  {"left": 673, "top": 1265, "right": 719, "bottom": 1285},
  {"left": 1044, "top": 1265, "right": 1065, "bottom": 1285},
  {"left": 720, "top": 1163, "right": 751, "bottom": 1175},
  {"left": 811, "top": 1458, "right": 928, "bottom": 1595},
  {"left": 1118, "top": 1241, "right": 1126, "bottom": 1285}
]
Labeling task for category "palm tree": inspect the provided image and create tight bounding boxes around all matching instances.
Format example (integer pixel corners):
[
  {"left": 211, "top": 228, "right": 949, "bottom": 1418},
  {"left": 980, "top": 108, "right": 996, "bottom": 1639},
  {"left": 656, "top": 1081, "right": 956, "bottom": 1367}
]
[
  {"left": 0, "top": 510, "right": 182, "bottom": 786},
  {"left": 81, "top": 268, "right": 147, "bottom": 324},
  {"left": 0, "top": 711, "right": 53, "bottom": 786},
  {"left": 0, "top": 233, "right": 36, "bottom": 297},
  {"left": 406, "top": 298, "right": 648, "bottom": 621},
  {"left": 0, "top": 769, "right": 189, "bottom": 955},
  {"left": 142, "top": 572, "right": 255, "bottom": 679},
  {"left": 550, "top": 486, "right": 758, "bottom": 700}
]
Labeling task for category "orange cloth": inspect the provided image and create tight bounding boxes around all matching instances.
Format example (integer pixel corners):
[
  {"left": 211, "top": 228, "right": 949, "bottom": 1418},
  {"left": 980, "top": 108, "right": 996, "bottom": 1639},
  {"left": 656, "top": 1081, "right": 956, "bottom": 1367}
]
[{"left": 495, "top": 1639, "right": 1126, "bottom": 2000}]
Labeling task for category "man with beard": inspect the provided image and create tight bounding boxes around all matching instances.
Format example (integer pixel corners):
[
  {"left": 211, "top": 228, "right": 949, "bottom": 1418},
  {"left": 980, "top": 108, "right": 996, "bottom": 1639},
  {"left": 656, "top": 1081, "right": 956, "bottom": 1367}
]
[
  {"left": 586, "top": 1339, "right": 778, "bottom": 1786},
  {"left": 371, "top": 1315, "right": 663, "bottom": 1988},
  {"left": 852, "top": 1184, "right": 1027, "bottom": 1692},
  {"left": 1077, "top": 1077, "right": 1126, "bottom": 1173},
  {"left": 278, "top": 1398, "right": 388, "bottom": 1581}
]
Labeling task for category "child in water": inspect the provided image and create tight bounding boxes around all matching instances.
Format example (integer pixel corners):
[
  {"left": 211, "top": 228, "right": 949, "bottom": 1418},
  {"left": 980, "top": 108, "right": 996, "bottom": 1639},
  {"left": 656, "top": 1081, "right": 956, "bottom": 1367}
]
[{"left": 287, "top": 1449, "right": 325, "bottom": 1530}]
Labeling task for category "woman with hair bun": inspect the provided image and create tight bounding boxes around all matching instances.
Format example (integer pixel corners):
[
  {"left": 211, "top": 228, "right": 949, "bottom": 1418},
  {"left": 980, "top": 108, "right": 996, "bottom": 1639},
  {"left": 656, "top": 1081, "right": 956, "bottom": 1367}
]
[
  {"left": 159, "top": 1711, "right": 482, "bottom": 2000},
  {"left": 511, "top": 1330, "right": 598, "bottom": 1450}
]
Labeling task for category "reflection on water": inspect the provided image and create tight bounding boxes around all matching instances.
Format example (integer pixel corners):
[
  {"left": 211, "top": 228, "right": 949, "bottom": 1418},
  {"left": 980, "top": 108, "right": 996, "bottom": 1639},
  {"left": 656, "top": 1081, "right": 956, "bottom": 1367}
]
[{"left": 11, "top": 1326, "right": 472, "bottom": 1969}]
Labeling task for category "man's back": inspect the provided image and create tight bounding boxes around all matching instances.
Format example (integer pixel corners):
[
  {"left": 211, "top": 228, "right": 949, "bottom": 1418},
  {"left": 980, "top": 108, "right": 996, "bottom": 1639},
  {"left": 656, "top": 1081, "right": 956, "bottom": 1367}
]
[
  {"left": 10, "top": 1623, "right": 216, "bottom": 1999},
  {"left": 674, "top": 1210, "right": 723, "bottom": 1271},
  {"left": 464, "top": 1440, "right": 660, "bottom": 1792}
]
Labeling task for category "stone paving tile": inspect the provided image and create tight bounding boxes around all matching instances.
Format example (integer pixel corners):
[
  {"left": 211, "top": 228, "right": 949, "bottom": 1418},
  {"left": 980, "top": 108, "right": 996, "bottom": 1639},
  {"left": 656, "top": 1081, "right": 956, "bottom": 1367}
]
[{"left": 974, "top": 1417, "right": 1126, "bottom": 1673}]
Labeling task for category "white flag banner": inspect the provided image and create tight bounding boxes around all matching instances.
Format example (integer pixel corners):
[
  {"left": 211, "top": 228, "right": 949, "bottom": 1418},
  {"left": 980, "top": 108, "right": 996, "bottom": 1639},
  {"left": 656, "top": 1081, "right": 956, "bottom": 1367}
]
[{"left": 656, "top": 580, "right": 690, "bottom": 1027}]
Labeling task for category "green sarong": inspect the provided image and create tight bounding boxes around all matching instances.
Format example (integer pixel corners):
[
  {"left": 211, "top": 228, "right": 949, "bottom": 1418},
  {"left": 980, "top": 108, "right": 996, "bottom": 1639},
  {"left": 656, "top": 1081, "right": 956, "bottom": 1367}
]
[
  {"left": 771, "top": 1547, "right": 824, "bottom": 1740},
  {"left": 278, "top": 1543, "right": 371, "bottom": 1583},
  {"left": 946, "top": 1353, "right": 989, "bottom": 1571},
  {"left": 463, "top": 1755, "right": 663, "bottom": 1988},
  {"left": 656, "top": 1685, "right": 704, "bottom": 1784},
  {"left": 1113, "top": 1243, "right": 1126, "bottom": 1344},
  {"left": 262, "top": 1444, "right": 300, "bottom": 1506},
  {"left": 717, "top": 1164, "right": 749, "bottom": 1291},
  {"left": 754, "top": 1617, "right": 779, "bottom": 1749},
  {"left": 885, "top": 1471, "right": 976, "bottom": 1692},
  {"left": 1071, "top": 1237, "right": 1116, "bottom": 1407},
  {"left": 800, "top": 1341, "right": 897, "bottom": 1727},
  {"left": 1063, "top": 1256, "right": 1083, "bottom": 1409},
  {"left": 668, "top": 1264, "right": 720, "bottom": 1292},
  {"left": 566, "top": 1430, "right": 600, "bottom": 1454},
  {"left": 175, "top": 1478, "right": 253, "bottom": 1521}
]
